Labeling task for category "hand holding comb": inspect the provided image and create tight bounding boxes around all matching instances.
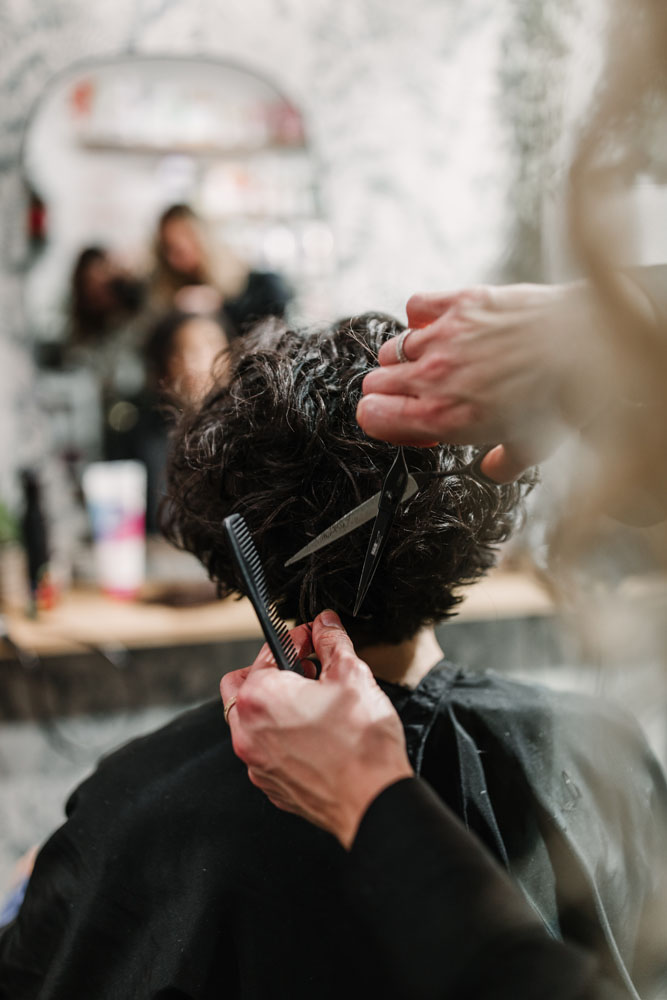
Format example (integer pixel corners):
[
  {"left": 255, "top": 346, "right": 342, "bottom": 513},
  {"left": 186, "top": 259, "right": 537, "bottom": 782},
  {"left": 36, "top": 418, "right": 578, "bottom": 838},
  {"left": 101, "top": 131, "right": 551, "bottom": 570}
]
[{"left": 224, "top": 513, "right": 303, "bottom": 673}]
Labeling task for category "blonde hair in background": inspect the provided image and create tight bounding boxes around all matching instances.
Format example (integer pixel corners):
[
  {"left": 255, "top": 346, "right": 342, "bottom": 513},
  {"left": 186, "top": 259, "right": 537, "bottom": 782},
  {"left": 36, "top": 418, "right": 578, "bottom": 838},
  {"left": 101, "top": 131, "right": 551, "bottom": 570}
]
[{"left": 150, "top": 204, "right": 248, "bottom": 312}]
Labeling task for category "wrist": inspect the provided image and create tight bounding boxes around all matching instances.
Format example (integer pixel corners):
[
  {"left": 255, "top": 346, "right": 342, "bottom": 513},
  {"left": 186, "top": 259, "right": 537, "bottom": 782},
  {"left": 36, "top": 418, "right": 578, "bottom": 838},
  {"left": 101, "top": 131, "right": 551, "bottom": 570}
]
[{"left": 334, "top": 763, "right": 414, "bottom": 850}]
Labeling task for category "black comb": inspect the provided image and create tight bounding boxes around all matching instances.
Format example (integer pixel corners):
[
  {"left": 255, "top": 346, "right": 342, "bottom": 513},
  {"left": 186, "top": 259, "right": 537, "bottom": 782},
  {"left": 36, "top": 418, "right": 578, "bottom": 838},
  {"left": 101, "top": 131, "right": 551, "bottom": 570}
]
[{"left": 224, "top": 513, "right": 302, "bottom": 673}]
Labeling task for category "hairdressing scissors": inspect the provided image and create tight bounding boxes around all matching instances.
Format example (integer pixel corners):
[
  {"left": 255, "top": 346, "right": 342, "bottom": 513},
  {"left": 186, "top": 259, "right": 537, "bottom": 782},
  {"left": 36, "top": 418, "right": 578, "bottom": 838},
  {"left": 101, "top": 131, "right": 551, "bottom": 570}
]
[{"left": 285, "top": 444, "right": 499, "bottom": 615}]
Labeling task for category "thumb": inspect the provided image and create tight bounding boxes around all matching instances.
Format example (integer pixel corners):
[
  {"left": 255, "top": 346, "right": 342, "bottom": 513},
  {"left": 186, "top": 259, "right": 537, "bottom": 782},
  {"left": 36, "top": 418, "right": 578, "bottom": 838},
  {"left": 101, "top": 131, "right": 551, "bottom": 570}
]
[
  {"left": 479, "top": 443, "right": 534, "bottom": 483},
  {"left": 312, "top": 610, "right": 362, "bottom": 682}
]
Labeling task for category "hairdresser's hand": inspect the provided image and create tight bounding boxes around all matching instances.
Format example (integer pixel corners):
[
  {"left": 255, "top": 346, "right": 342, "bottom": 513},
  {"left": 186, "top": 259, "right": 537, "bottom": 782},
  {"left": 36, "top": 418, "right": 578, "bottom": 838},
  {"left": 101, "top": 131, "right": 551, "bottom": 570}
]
[
  {"left": 357, "top": 282, "right": 612, "bottom": 483},
  {"left": 220, "top": 610, "right": 412, "bottom": 849}
]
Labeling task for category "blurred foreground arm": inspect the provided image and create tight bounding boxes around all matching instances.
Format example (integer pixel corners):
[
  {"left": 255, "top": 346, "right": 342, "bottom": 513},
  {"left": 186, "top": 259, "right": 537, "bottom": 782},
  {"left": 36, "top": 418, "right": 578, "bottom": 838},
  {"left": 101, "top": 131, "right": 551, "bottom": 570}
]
[{"left": 223, "top": 611, "right": 626, "bottom": 1000}]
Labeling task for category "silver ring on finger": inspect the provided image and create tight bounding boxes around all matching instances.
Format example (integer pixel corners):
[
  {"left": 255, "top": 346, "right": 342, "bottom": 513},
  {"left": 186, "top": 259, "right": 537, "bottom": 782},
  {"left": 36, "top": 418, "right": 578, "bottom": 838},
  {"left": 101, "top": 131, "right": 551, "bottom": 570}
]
[{"left": 395, "top": 328, "right": 413, "bottom": 364}]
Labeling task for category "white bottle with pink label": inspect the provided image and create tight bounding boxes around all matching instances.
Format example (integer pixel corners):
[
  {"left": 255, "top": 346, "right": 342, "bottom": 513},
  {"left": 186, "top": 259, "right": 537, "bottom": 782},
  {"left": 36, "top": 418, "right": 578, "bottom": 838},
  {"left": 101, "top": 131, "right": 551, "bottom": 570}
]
[{"left": 81, "top": 460, "right": 147, "bottom": 599}]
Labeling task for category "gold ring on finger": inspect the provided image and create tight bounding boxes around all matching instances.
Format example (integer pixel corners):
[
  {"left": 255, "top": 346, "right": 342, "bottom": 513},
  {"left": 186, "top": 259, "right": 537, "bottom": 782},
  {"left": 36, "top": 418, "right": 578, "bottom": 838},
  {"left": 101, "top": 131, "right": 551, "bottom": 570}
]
[{"left": 223, "top": 695, "right": 238, "bottom": 725}]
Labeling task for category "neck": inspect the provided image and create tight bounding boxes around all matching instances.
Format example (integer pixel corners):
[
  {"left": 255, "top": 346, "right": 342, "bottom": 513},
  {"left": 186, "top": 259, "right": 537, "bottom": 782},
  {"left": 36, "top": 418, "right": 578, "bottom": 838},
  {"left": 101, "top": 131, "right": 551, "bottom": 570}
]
[{"left": 356, "top": 627, "right": 444, "bottom": 688}]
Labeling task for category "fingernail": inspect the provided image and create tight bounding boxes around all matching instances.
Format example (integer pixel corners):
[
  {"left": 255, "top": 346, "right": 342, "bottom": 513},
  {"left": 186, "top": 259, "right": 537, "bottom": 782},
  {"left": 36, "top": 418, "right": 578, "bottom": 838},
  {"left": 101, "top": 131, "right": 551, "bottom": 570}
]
[
  {"left": 319, "top": 609, "right": 343, "bottom": 628},
  {"left": 356, "top": 395, "right": 379, "bottom": 423},
  {"left": 360, "top": 393, "right": 385, "bottom": 413}
]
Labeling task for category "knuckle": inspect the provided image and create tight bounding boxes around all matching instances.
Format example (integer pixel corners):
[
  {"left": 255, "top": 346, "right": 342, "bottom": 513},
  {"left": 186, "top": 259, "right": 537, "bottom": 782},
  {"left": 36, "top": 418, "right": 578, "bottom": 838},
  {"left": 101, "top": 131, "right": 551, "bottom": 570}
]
[
  {"left": 221, "top": 665, "right": 246, "bottom": 697},
  {"left": 424, "top": 353, "right": 453, "bottom": 382},
  {"left": 234, "top": 729, "right": 268, "bottom": 770},
  {"left": 236, "top": 685, "right": 262, "bottom": 717},
  {"left": 426, "top": 395, "right": 456, "bottom": 421},
  {"left": 231, "top": 729, "right": 251, "bottom": 763},
  {"left": 406, "top": 292, "right": 428, "bottom": 314},
  {"left": 317, "top": 628, "right": 350, "bottom": 651},
  {"left": 452, "top": 288, "right": 489, "bottom": 323},
  {"left": 459, "top": 284, "right": 490, "bottom": 307},
  {"left": 469, "top": 284, "right": 492, "bottom": 303},
  {"left": 220, "top": 677, "right": 232, "bottom": 702},
  {"left": 247, "top": 766, "right": 264, "bottom": 788},
  {"left": 332, "top": 652, "right": 360, "bottom": 679},
  {"left": 341, "top": 650, "right": 363, "bottom": 671},
  {"left": 450, "top": 400, "right": 484, "bottom": 432},
  {"left": 336, "top": 682, "right": 358, "bottom": 713},
  {"left": 464, "top": 400, "right": 485, "bottom": 426}
]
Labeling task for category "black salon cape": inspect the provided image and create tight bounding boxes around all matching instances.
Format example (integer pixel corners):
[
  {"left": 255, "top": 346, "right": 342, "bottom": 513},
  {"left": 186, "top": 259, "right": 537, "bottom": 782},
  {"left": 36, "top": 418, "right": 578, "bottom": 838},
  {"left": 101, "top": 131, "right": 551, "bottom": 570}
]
[{"left": 1, "top": 663, "right": 666, "bottom": 1000}]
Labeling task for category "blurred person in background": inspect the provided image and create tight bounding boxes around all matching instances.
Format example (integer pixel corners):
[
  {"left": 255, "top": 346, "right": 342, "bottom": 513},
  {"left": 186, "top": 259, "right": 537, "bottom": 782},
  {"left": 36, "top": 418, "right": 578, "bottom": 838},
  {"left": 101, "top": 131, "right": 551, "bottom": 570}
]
[
  {"left": 150, "top": 203, "right": 245, "bottom": 316},
  {"left": 119, "top": 309, "right": 231, "bottom": 533},
  {"left": 64, "top": 245, "right": 147, "bottom": 402},
  {"left": 144, "top": 309, "right": 231, "bottom": 406},
  {"left": 223, "top": 2, "right": 667, "bottom": 998},
  {"left": 69, "top": 247, "right": 145, "bottom": 346},
  {"left": 150, "top": 203, "right": 292, "bottom": 336}
]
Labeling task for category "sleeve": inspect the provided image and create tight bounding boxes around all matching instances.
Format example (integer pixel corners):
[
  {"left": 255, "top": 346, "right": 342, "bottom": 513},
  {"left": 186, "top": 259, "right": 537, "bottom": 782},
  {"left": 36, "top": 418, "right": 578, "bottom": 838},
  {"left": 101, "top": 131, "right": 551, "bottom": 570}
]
[{"left": 346, "top": 777, "right": 628, "bottom": 1000}]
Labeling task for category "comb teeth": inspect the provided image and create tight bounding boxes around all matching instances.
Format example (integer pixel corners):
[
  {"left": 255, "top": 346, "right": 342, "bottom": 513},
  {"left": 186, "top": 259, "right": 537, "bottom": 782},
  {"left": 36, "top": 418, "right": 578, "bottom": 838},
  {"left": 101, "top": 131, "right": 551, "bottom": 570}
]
[
  {"left": 268, "top": 605, "right": 299, "bottom": 670},
  {"left": 224, "top": 514, "right": 299, "bottom": 671}
]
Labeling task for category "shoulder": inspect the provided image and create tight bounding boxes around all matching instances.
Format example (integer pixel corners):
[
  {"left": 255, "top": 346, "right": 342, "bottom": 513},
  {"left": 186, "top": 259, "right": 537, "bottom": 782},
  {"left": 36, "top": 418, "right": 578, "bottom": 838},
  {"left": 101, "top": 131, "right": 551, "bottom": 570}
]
[
  {"left": 0, "top": 704, "right": 252, "bottom": 993},
  {"left": 65, "top": 699, "right": 251, "bottom": 837},
  {"left": 97, "top": 698, "right": 228, "bottom": 772},
  {"left": 450, "top": 668, "right": 645, "bottom": 749},
  {"left": 449, "top": 668, "right": 667, "bottom": 833},
  {"left": 29, "top": 700, "right": 272, "bottom": 919},
  {"left": 445, "top": 669, "right": 667, "bottom": 990}
]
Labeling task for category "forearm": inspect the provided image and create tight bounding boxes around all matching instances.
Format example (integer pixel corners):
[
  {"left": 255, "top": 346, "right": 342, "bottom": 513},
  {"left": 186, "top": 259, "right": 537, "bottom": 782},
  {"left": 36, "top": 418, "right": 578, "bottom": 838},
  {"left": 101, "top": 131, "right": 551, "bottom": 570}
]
[{"left": 347, "top": 777, "right": 625, "bottom": 1000}]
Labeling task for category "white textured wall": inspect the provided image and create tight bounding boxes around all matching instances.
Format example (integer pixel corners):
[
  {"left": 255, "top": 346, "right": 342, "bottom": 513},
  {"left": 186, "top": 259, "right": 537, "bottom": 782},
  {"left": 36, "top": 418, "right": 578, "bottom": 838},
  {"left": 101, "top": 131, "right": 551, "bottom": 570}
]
[{"left": 0, "top": 0, "right": 522, "bottom": 503}]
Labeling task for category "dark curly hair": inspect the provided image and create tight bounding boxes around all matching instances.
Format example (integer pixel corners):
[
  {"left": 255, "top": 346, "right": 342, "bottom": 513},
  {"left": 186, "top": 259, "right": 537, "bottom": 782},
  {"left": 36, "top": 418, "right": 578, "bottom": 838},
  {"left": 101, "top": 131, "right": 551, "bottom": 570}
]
[{"left": 162, "top": 313, "right": 535, "bottom": 645}]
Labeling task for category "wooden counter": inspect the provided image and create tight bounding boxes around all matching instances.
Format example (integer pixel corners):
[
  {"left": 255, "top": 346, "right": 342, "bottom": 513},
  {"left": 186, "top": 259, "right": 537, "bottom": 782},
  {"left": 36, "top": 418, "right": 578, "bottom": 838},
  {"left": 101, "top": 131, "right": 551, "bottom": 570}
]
[{"left": 0, "top": 569, "right": 554, "bottom": 659}]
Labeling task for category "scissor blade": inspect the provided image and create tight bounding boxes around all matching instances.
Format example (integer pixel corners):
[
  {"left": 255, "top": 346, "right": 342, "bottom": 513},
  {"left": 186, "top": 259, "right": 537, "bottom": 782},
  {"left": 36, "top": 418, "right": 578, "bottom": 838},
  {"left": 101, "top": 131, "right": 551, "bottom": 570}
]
[
  {"left": 353, "top": 445, "right": 409, "bottom": 616},
  {"left": 352, "top": 509, "right": 393, "bottom": 617},
  {"left": 284, "top": 475, "right": 419, "bottom": 568}
]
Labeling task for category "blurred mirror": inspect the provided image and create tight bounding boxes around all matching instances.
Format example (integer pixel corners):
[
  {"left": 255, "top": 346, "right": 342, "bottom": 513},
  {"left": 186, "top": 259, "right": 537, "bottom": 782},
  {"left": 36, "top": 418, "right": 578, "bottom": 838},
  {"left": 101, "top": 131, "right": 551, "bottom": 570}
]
[{"left": 22, "top": 56, "right": 333, "bottom": 464}]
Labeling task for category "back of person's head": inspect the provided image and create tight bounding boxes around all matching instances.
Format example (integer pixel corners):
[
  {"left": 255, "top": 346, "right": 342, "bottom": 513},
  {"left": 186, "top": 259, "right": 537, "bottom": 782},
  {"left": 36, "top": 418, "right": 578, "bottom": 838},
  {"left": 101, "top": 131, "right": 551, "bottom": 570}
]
[
  {"left": 163, "top": 313, "right": 534, "bottom": 645},
  {"left": 144, "top": 309, "right": 231, "bottom": 403}
]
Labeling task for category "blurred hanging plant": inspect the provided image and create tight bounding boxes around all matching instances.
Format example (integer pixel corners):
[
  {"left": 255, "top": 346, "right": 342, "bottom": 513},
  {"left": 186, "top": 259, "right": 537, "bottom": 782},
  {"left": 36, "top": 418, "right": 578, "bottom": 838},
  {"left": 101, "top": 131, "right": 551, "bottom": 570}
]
[{"left": 0, "top": 500, "right": 19, "bottom": 545}]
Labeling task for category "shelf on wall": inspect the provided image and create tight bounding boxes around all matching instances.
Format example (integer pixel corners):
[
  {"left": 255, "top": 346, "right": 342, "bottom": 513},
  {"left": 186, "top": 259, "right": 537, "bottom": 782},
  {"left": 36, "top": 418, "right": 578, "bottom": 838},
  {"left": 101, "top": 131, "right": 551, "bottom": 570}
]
[{"left": 77, "top": 138, "right": 308, "bottom": 158}]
